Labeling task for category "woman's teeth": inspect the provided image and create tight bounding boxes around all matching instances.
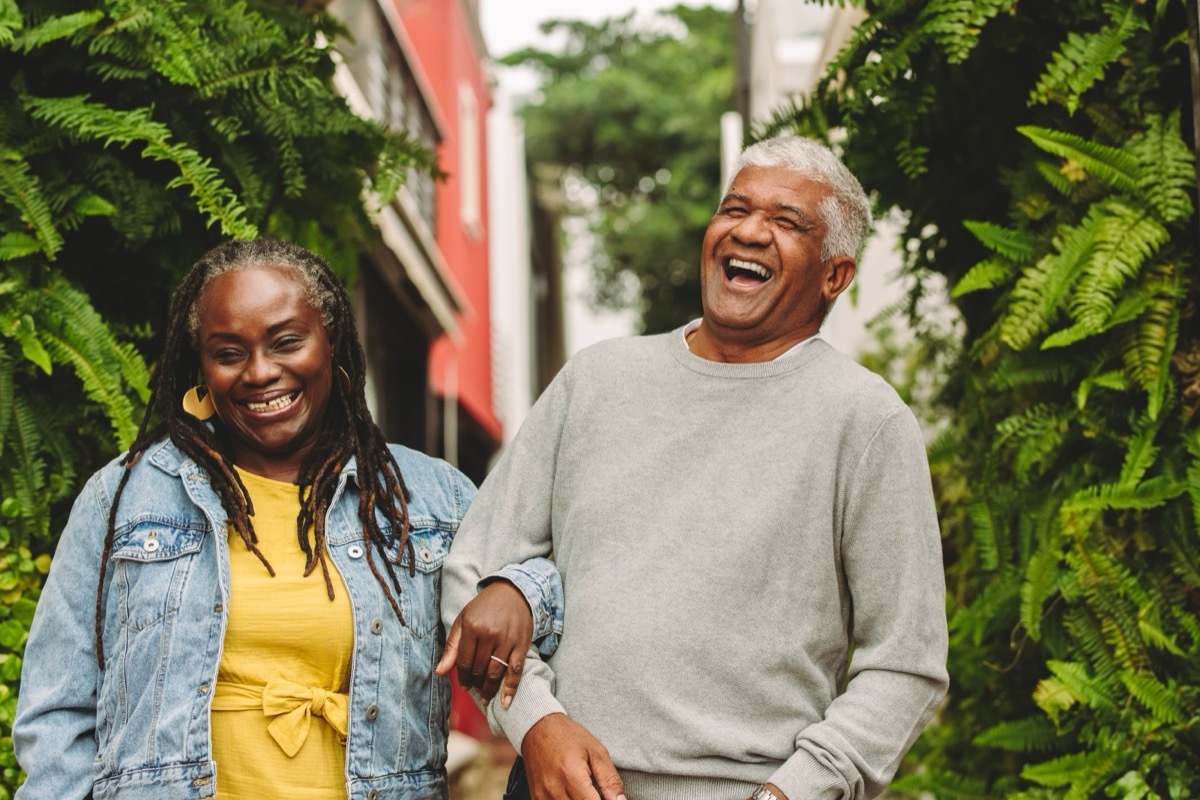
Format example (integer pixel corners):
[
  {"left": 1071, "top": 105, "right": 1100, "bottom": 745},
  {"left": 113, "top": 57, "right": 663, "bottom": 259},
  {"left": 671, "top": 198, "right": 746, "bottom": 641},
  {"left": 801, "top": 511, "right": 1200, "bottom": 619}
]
[{"left": 246, "top": 393, "right": 297, "bottom": 412}]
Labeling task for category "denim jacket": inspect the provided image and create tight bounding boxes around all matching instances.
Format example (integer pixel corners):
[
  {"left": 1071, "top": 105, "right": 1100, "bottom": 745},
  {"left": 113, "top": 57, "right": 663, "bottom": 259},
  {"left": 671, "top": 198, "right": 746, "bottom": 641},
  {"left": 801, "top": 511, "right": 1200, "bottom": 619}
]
[{"left": 14, "top": 438, "right": 563, "bottom": 800}]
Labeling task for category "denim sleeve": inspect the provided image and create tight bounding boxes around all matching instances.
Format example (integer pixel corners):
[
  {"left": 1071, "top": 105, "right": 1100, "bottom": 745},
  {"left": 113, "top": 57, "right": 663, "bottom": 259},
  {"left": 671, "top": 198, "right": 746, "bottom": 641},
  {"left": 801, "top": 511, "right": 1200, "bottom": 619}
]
[
  {"left": 482, "top": 558, "right": 563, "bottom": 659},
  {"left": 14, "top": 472, "right": 109, "bottom": 800}
]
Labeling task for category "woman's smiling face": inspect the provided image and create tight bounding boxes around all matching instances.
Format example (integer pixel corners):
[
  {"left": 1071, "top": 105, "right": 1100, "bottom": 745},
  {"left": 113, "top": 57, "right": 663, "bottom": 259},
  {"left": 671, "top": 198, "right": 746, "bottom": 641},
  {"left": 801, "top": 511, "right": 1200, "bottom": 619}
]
[{"left": 195, "top": 264, "right": 334, "bottom": 482}]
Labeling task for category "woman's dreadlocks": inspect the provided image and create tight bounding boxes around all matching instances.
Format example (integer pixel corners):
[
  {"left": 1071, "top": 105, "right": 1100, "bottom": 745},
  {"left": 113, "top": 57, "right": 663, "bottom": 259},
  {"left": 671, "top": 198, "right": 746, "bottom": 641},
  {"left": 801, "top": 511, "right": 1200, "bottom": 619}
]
[{"left": 94, "top": 239, "right": 416, "bottom": 666}]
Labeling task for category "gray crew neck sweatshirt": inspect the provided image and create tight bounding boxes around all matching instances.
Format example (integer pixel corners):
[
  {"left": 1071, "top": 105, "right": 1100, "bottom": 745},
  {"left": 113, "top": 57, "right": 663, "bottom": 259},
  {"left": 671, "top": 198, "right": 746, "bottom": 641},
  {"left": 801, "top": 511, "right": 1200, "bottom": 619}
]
[{"left": 442, "top": 330, "right": 948, "bottom": 800}]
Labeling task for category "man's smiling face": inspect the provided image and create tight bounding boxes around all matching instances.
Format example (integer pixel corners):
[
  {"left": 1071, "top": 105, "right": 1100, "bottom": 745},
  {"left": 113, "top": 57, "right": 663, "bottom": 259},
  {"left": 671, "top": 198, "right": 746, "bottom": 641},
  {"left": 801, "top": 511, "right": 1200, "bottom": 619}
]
[{"left": 695, "top": 165, "right": 855, "bottom": 362}]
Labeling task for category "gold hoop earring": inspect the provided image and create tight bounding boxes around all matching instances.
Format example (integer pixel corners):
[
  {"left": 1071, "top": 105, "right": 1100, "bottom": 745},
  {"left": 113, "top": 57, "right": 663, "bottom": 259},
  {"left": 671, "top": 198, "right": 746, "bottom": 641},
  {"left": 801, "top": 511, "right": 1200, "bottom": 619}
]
[
  {"left": 182, "top": 385, "right": 216, "bottom": 421},
  {"left": 338, "top": 366, "right": 352, "bottom": 394}
]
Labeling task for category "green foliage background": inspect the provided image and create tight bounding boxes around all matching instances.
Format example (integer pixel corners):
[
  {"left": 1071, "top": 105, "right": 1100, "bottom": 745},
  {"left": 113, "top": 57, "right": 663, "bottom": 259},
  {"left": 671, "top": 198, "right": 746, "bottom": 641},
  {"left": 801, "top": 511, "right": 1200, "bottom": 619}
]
[
  {"left": 503, "top": 5, "right": 733, "bottom": 333},
  {"left": 0, "top": 1, "right": 425, "bottom": 794},
  {"left": 768, "top": 0, "right": 1200, "bottom": 795}
]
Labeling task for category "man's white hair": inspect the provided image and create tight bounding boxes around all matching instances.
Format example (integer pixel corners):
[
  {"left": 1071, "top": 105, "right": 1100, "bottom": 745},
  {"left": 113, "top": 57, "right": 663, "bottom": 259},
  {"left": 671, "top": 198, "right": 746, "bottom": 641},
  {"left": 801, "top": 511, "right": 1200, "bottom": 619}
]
[{"left": 727, "top": 135, "right": 873, "bottom": 261}]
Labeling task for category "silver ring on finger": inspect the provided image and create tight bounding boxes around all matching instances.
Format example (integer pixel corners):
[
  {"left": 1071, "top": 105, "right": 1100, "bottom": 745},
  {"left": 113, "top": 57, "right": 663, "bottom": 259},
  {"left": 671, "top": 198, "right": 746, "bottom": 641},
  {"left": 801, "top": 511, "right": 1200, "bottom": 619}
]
[{"left": 489, "top": 655, "right": 509, "bottom": 669}]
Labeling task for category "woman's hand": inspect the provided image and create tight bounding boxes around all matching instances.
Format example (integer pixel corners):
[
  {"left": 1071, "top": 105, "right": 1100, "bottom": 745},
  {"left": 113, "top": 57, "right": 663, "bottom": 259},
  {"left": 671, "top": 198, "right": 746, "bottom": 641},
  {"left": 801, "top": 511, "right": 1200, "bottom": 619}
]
[{"left": 436, "top": 580, "right": 532, "bottom": 708}]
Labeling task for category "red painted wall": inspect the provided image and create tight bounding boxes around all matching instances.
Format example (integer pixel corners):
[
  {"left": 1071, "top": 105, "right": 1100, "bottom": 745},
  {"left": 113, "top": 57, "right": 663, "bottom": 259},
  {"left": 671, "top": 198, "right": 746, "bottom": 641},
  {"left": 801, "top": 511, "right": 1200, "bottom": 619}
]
[{"left": 398, "top": 0, "right": 501, "bottom": 444}]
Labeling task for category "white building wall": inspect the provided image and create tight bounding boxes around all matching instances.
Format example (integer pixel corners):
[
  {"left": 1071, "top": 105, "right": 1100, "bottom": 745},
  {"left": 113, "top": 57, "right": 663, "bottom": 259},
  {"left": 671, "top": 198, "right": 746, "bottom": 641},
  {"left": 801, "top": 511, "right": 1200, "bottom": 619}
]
[{"left": 487, "top": 85, "right": 535, "bottom": 445}]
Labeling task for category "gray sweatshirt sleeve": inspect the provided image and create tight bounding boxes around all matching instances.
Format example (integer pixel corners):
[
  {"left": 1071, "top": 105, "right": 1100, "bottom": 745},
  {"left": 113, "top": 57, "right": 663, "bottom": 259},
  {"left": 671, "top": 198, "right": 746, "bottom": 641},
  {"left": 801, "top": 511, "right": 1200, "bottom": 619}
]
[
  {"left": 767, "top": 408, "right": 950, "bottom": 800},
  {"left": 441, "top": 364, "right": 574, "bottom": 750}
]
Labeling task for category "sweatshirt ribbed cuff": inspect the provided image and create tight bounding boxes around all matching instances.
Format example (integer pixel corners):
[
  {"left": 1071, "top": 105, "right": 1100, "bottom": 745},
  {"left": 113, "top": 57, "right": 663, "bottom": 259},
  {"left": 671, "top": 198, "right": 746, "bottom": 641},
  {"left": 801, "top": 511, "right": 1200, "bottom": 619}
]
[{"left": 485, "top": 678, "right": 566, "bottom": 754}]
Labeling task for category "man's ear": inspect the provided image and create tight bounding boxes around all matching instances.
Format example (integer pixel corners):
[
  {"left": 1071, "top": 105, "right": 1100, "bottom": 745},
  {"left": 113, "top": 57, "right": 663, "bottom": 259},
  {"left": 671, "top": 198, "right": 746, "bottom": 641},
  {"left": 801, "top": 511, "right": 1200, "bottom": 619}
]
[{"left": 823, "top": 256, "right": 857, "bottom": 303}]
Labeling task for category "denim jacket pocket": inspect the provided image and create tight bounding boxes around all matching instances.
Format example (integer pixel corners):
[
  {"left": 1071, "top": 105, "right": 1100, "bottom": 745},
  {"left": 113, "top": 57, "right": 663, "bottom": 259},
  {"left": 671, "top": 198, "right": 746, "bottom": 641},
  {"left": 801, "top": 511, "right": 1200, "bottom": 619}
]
[
  {"left": 382, "top": 527, "right": 450, "bottom": 638},
  {"left": 108, "top": 520, "right": 205, "bottom": 631}
]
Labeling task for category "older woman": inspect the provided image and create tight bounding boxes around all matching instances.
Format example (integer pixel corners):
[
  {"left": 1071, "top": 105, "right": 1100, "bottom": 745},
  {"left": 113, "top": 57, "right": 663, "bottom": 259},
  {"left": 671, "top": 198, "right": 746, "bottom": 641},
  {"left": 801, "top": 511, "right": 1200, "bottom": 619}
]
[{"left": 13, "top": 239, "right": 560, "bottom": 800}]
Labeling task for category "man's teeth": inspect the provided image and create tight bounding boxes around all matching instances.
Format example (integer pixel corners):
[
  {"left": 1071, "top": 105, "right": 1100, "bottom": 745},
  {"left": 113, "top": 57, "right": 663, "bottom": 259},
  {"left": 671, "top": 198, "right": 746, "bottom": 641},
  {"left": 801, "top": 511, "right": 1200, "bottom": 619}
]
[
  {"left": 728, "top": 259, "right": 769, "bottom": 279},
  {"left": 246, "top": 394, "right": 296, "bottom": 412}
]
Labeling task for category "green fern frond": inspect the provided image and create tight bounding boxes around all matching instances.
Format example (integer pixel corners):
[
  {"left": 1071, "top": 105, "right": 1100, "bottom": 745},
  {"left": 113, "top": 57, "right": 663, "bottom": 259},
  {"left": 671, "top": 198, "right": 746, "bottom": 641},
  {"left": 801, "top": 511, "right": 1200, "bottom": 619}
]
[
  {"left": 950, "top": 568, "right": 1020, "bottom": 645},
  {"left": 1000, "top": 214, "right": 1101, "bottom": 350},
  {"left": 994, "top": 403, "right": 1067, "bottom": 481},
  {"left": 1069, "top": 548, "right": 1151, "bottom": 672},
  {"left": 974, "top": 715, "right": 1059, "bottom": 752},
  {"left": 964, "top": 219, "right": 1037, "bottom": 262},
  {"left": 0, "top": 0, "right": 21, "bottom": 46},
  {"left": 0, "top": 233, "right": 41, "bottom": 261},
  {"left": 1063, "top": 477, "right": 1186, "bottom": 513},
  {"left": 890, "top": 769, "right": 990, "bottom": 799},
  {"left": 22, "top": 95, "right": 256, "bottom": 238},
  {"left": 0, "top": 347, "right": 11, "bottom": 458},
  {"left": 0, "top": 148, "right": 63, "bottom": 258},
  {"left": 1043, "top": 660, "right": 1120, "bottom": 714},
  {"left": 1120, "top": 290, "right": 1177, "bottom": 415},
  {"left": 1021, "top": 537, "right": 1064, "bottom": 641},
  {"left": 1028, "top": 1, "right": 1143, "bottom": 114},
  {"left": 36, "top": 278, "right": 146, "bottom": 447},
  {"left": 1187, "top": 431, "right": 1200, "bottom": 537},
  {"left": 916, "top": 0, "right": 1017, "bottom": 64},
  {"left": 1018, "top": 126, "right": 1137, "bottom": 193},
  {"left": 952, "top": 258, "right": 1014, "bottom": 298},
  {"left": 1118, "top": 670, "right": 1184, "bottom": 723},
  {"left": 968, "top": 500, "right": 1000, "bottom": 570},
  {"left": 1021, "top": 747, "right": 1120, "bottom": 792},
  {"left": 1063, "top": 200, "right": 1170, "bottom": 337},
  {"left": 1129, "top": 114, "right": 1194, "bottom": 223},
  {"left": 1035, "top": 159, "right": 1076, "bottom": 196},
  {"left": 988, "top": 353, "right": 1077, "bottom": 391},
  {"left": 1, "top": 312, "right": 52, "bottom": 375},
  {"left": 1118, "top": 413, "right": 1162, "bottom": 488},
  {"left": 6, "top": 394, "right": 49, "bottom": 537},
  {"left": 13, "top": 9, "right": 103, "bottom": 53},
  {"left": 1063, "top": 607, "right": 1119, "bottom": 683}
]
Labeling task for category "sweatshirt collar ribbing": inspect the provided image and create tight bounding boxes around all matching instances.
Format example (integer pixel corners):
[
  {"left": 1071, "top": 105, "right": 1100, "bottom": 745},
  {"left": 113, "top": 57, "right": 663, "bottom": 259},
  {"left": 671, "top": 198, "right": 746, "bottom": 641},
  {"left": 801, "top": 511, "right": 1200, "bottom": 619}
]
[{"left": 666, "top": 325, "right": 832, "bottom": 378}]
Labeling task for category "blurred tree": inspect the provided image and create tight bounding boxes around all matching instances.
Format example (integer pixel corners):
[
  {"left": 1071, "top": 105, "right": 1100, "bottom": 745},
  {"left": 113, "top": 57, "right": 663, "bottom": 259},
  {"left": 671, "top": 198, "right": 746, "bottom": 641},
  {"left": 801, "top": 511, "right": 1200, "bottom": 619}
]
[
  {"left": 0, "top": 1, "right": 426, "bottom": 794},
  {"left": 769, "top": 0, "right": 1198, "bottom": 795},
  {"left": 503, "top": 4, "right": 734, "bottom": 334}
]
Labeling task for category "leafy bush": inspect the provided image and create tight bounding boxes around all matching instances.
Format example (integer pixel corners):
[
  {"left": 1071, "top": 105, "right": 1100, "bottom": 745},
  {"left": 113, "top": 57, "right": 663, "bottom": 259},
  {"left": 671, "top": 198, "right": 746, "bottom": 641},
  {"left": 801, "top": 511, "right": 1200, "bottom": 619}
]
[
  {"left": 0, "top": 1, "right": 426, "bottom": 794},
  {"left": 774, "top": 0, "right": 1199, "bottom": 795}
]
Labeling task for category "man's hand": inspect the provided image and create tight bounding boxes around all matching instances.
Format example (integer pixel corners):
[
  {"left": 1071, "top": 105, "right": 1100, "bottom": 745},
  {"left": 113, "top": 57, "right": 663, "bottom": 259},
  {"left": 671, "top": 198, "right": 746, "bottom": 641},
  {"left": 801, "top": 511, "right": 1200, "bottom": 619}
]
[
  {"left": 522, "top": 713, "right": 626, "bottom": 800},
  {"left": 436, "top": 580, "right": 532, "bottom": 707}
]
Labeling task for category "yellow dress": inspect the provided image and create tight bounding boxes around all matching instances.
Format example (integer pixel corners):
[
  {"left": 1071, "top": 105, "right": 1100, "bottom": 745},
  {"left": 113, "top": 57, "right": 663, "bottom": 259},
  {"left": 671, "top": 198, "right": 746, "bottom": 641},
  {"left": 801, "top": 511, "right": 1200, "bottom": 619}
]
[{"left": 210, "top": 468, "right": 354, "bottom": 799}]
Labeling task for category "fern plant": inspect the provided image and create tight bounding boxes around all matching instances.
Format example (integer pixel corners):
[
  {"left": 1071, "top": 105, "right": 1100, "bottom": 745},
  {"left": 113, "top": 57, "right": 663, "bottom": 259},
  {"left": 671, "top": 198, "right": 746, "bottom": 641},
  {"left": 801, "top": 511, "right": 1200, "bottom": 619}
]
[
  {"left": 775, "top": 0, "right": 1199, "bottom": 795},
  {"left": 0, "top": 1, "right": 431, "bottom": 795}
]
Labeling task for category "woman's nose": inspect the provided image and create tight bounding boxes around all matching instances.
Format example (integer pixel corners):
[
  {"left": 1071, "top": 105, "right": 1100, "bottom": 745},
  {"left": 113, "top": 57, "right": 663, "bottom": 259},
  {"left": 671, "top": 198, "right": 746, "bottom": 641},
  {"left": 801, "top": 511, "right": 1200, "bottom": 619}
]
[{"left": 243, "top": 351, "right": 281, "bottom": 385}]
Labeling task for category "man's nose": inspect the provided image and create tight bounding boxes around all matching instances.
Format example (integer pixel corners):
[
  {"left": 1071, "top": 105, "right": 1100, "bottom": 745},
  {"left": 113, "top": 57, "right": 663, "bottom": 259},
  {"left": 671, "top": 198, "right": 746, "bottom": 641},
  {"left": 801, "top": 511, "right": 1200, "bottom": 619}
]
[{"left": 731, "top": 212, "right": 771, "bottom": 245}]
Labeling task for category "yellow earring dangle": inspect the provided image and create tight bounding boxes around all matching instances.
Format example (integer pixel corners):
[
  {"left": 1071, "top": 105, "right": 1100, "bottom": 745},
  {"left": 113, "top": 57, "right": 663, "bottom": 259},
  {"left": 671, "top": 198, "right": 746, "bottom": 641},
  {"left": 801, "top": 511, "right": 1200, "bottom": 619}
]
[{"left": 182, "top": 385, "right": 216, "bottom": 421}]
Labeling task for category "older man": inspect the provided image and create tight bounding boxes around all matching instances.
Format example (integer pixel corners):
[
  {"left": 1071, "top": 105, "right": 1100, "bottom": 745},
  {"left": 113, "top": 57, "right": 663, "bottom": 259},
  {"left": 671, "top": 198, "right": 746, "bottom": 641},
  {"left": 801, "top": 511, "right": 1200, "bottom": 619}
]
[{"left": 441, "top": 136, "right": 948, "bottom": 800}]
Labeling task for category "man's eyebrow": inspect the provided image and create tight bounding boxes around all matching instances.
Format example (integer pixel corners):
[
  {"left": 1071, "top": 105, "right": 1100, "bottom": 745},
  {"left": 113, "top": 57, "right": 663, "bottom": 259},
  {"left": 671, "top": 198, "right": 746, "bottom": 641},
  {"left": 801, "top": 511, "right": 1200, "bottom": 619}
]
[{"left": 775, "top": 204, "right": 821, "bottom": 226}]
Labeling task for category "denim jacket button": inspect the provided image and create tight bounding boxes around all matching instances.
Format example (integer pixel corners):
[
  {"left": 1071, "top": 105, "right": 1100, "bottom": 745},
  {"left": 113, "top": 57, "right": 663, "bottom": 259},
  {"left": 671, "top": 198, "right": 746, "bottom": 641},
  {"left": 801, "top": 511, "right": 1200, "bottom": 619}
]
[
  {"left": 370, "top": 618, "right": 383, "bottom": 635},
  {"left": 365, "top": 704, "right": 379, "bottom": 721},
  {"left": 198, "top": 684, "right": 210, "bottom": 694},
  {"left": 142, "top": 534, "right": 160, "bottom": 553},
  {"left": 420, "top": 547, "right": 432, "bottom": 562},
  {"left": 347, "top": 545, "right": 364, "bottom": 559},
  {"left": 367, "top": 790, "right": 378, "bottom": 800}
]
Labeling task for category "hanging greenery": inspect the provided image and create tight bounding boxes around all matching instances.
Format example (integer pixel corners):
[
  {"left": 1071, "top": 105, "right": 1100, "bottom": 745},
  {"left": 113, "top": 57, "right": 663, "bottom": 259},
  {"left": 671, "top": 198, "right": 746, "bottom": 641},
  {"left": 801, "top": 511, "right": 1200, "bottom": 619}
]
[{"left": 767, "top": 0, "right": 1198, "bottom": 795}]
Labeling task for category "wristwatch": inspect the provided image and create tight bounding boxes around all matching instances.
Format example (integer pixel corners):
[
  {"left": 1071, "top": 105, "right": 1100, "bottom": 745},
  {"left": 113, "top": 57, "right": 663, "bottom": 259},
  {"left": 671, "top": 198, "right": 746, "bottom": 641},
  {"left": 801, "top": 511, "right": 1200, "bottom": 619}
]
[{"left": 749, "top": 787, "right": 782, "bottom": 800}]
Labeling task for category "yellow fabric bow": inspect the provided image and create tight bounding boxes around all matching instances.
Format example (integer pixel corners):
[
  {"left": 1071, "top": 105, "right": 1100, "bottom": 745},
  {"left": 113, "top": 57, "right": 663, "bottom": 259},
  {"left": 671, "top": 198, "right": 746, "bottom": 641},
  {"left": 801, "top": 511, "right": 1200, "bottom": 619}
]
[{"left": 213, "top": 678, "right": 349, "bottom": 758}]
